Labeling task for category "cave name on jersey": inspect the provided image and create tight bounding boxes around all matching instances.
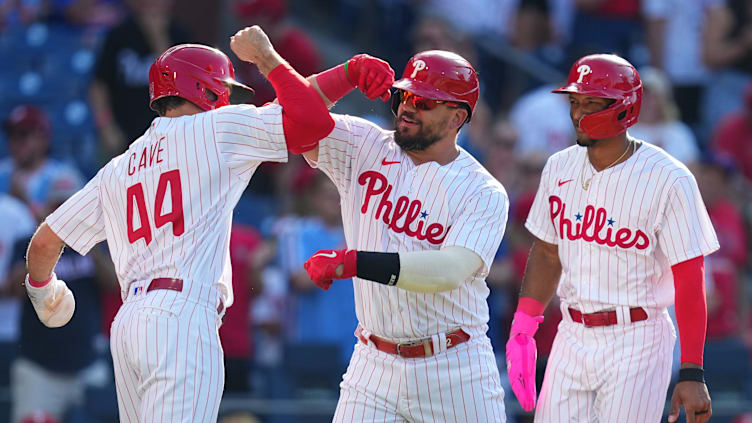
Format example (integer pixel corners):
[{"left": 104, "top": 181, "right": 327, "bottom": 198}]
[
  {"left": 359, "top": 170, "right": 449, "bottom": 245},
  {"left": 549, "top": 195, "right": 649, "bottom": 249}
]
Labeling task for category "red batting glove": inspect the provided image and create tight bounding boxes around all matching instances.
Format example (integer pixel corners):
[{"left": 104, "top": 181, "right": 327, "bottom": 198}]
[
  {"left": 346, "top": 54, "right": 395, "bottom": 102},
  {"left": 506, "top": 311, "right": 544, "bottom": 412},
  {"left": 303, "top": 249, "right": 357, "bottom": 290}
]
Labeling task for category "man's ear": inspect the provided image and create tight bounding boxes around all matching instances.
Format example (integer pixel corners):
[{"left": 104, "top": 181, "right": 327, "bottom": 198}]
[{"left": 452, "top": 108, "right": 469, "bottom": 130}]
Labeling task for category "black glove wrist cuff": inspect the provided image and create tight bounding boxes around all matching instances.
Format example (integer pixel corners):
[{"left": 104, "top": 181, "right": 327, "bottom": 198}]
[
  {"left": 356, "top": 251, "right": 400, "bottom": 286},
  {"left": 678, "top": 368, "right": 705, "bottom": 383}
]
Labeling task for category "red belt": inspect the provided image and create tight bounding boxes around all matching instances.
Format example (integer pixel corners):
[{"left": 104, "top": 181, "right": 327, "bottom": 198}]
[
  {"left": 568, "top": 307, "right": 647, "bottom": 327},
  {"left": 356, "top": 326, "right": 470, "bottom": 358},
  {"left": 147, "top": 278, "right": 224, "bottom": 315}
]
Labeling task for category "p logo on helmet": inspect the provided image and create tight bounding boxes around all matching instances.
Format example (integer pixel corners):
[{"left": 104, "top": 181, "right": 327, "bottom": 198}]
[
  {"left": 410, "top": 60, "right": 427, "bottom": 78},
  {"left": 576, "top": 64, "right": 592, "bottom": 83},
  {"left": 391, "top": 50, "right": 479, "bottom": 123},
  {"left": 553, "top": 54, "right": 642, "bottom": 139}
]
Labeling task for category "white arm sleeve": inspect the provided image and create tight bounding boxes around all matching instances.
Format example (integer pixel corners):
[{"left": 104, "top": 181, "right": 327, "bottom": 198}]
[{"left": 396, "top": 246, "right": 483, "bottom": 293}]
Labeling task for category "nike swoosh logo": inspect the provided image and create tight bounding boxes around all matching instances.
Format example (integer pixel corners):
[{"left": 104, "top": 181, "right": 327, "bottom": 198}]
[
  {"left": 382, "top": 158, "right": 400, "bottom": 165},
  {"left": 312, "top": 251, "right": 337, "bottom": 259},
  {"left": 558, "top": 179, "right": 573, "bottom": 187}
]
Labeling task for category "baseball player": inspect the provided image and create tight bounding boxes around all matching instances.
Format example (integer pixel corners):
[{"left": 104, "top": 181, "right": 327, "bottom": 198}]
[
  {"left": 21, "top": 26, "right": 340, "bottom": 423},
  {"left": 505, "top": 54, "right": 719, "bottom": 423},
  {"left": 299, "top": 50, "right": 509, "bottom": 422}
]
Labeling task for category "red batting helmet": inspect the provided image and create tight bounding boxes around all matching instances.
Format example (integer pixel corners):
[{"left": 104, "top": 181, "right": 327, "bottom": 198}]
[
  {"left": 392, "top": 50, "right": 479, "bottom": 123},
  {"left": 553, "top": 54, "right": 642, "bottom": 139},
  {"left": 149, "top": 44, "right": 254, "bottom": 112}
]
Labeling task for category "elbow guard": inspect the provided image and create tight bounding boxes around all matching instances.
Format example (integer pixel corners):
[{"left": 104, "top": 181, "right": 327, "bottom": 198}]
[{"left": 268, "top": 63, "right": 335, "bottom": 153}]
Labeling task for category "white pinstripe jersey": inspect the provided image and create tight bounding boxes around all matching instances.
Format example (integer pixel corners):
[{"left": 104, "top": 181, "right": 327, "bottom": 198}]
[
  {"left": 46, "top": 104, "right": 287, "bottom": 307},
  {"left": 525, "top": 140, "right": 719, "bottom": 312},
  {"left": 309, "top": 114, "right": 509, "bottom": 340}
]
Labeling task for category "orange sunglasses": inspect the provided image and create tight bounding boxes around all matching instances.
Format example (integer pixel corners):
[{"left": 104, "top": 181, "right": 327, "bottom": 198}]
[{"left": 398, "top": 90, "right": 462, "bottom": 111}]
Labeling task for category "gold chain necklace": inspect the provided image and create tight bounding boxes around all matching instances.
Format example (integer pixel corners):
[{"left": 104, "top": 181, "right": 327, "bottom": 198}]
[{"left": 580, "top": 140, "right": 634, "bottom": 190}]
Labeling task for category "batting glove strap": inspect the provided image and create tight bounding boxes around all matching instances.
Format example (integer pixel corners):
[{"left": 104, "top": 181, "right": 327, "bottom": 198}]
[
  {"left": 678, "top": 368, "right": 705, "bottom": 383},
  {"left": 510, "top": 311, "right": 544, "bottom": 338}
]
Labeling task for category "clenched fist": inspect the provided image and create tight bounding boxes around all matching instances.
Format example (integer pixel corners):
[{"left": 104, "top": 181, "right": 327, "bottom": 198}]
[
  {"left": 303, "top": 249, "right": 357, "bottom": 290},
  {"left": 347, "top": 54, "right": 395, "bottom": 101},
  {"left": 230, "top": 25, "right": 281, "bottom": 74},
  {"left": 25, "top": 273, "right": 75, "bottom": 328}
]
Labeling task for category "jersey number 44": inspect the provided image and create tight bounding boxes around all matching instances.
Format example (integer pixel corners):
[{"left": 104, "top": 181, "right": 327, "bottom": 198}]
[{"left": 126, "top": 169, "right": 184, "bottom": 245}]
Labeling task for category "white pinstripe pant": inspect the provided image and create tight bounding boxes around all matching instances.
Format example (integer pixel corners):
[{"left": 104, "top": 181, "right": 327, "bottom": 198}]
[
  {"left": 334, "top": 333, "right": 506, "bottom": 422},
  {"left": 534, "top": 305, "right": 676, "bottom": 422},
  {"left": 110, "top": 281, "right": 225, "bottom": 423}
]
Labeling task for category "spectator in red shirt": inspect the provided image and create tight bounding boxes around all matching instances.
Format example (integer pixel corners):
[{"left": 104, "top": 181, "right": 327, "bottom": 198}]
[{"left": 710, "top": 83, "right": 752, "bottom": 183}]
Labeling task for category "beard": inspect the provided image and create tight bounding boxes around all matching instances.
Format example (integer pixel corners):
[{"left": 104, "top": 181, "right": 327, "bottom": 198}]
[
  {"left": 576, "top": 137, "right": 600, "bottom": 147},
  {"left": 393, "top": 113, "right": 444, "bottom": 152}
]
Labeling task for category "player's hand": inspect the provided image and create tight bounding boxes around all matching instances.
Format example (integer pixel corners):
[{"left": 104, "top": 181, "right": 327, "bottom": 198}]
[
  {"left": 506, "top": 311, "right": 544, "bottom": 412},
  {"left": 25, "top": 273, "right": 75, "bottom": 328},
  {"left": 668, "top": 380, "right": 712, "bottom": 423},
  {"left": 303, "top": 249, "right": 357, "bottom": 290},
  {"left": 346, "top": 54, "right": 395, "bottom": 101},
  {"left": 230, "top": 25, "right": 275, "bottom": 65}
]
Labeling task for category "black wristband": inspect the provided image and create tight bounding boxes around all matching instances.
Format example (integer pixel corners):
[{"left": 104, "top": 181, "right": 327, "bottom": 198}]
[
  {"left": 678, "top": 368, "right": 705, "bottom": 383},
  {"left": 356, "top": 251, "right": 400, "bottom": 286}
]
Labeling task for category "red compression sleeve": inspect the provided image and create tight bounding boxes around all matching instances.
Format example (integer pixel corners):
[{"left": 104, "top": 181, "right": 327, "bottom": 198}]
[
  {"left": 267, "top": 63, "right": 335, "bottom": 154},
  {"left": 517, "top": 297, "right": 546, "bottom": 317},
  {"left": 314, "top": 63, "right": 355, "bottom": 103},
  {"left": 672, "top": 255, "right": 707, "bottom": 366}
]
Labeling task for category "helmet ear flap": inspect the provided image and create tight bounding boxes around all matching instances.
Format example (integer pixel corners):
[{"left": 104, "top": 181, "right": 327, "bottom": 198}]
[
  {"left": 390, "top": 89, "right": 401, "bottom": 117},
  {"left": 553, "top": 53, "right": 642, "bottom": 138},
  {"left": 149, "top": 44, "right": 254, "bottom": 112}
]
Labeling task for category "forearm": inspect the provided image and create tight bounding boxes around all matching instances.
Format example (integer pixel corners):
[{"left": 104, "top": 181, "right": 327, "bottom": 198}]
[
  {"left": 306, "top": 247, "right": 482, "bottom": 293},
  {"left": 26, "top": 223, "right": 65, "bottom": 283},
  {"left": 396, "top": 247, "right": 483, "bottom": 293},
  {"left": 89, "top": 80, "right": 115, "bottom": 129},
  {"left": 308, "top": 76, "right": 334, "bottom": 108},
  {"left": 645, "top": 18, "right": 666, "bottom": 69},
  {"left": 673, "top": 255, "right": 707, "bottom": 366},
  {"left": 252, "top": 49, "right": 286, "bottom": 78},
  {"left": 519, "top": 239, "right": 561, "bottom": 307},
  {"left": 703, "top": 39, "right": 748, "bottom": 69}
]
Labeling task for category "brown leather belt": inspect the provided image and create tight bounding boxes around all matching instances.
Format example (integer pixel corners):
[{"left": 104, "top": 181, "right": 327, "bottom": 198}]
[
  {"left": 356, "top": 326, "right": 470, "bottom": 358},
  {"left": 147, "top": 278, "right": 224, "bottom": 315},
  {"left": 568, "top": 307, "right": 647, "bottom": 327}
]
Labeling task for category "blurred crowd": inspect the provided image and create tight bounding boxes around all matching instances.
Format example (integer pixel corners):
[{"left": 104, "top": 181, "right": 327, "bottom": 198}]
[{"left": 0, "top": 0, "right": 751, "bottom": 422}]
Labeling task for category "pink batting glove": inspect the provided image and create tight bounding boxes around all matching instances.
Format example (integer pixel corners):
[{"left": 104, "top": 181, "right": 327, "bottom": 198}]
[{"left": 506, "top": 311, "right": 544, "bottom": 412}]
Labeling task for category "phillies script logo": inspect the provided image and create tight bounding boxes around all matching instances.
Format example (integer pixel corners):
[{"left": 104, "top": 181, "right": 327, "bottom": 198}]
[
  {"left": 549, "top": 195, "right": 649, "bottom": 249},
  {"left": 359, "top": 171, "right": 449, "bottom": 245}
]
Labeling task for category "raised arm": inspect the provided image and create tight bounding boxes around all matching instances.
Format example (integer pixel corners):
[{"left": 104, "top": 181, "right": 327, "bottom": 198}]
[
  {"left": 301, "top": 54, "right": 395, "bottom": 163},
  {"left": 230, "top": 26, "right": 334, "bottom": 155}
]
